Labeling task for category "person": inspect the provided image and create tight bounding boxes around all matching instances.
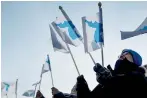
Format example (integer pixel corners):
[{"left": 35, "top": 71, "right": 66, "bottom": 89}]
[
  {"left": 51, "top": 84, "right": 77, "bottom": 98},
  {"left": 138, "top": 64, "right": 147, "bottom": 79},
  {"left": 143, "top": 64, "right": 147, "bottom": 77},
  {"left": 76, "top": 62, "right": 112, "bottom": 98},
  {"left": 77, "top": 49, "right": 147, "bottom": 98},
  {"left": 36, "top": 90, "right": 45, "bottom": 98},
  {"left": 113, "top": 49, "right": 142, "bottom": 74}
]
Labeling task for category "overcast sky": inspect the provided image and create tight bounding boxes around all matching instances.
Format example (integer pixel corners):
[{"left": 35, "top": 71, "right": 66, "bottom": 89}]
[{"left": 1, "top": 1, "right": 147, "bottom": 98}]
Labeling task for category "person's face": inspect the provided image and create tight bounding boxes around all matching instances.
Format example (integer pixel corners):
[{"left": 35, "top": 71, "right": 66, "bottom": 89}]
[{"left": 119, "top": 52, "right": 134, "bottom": 63}]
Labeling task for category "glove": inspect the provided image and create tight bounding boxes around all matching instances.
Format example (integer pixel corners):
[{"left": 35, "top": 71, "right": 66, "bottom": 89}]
[
  {"left": 77, "top": 75, "right": 86, "bottom": 84},
  {"left": 36, "top": 90, "right": 45, "bottom": 98},
  {"left": 76, "top": 75, "right": 90, "bottom": 98},
  {"left": 93, "top": 63, "right": 112, "bottom": 84},
  {"left": 51, "top": 87, "right": 60, "bottom": 95}
]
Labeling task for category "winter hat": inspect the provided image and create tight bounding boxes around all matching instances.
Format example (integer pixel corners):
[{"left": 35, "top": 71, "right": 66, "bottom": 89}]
[{"left": 120, "top": 49, "right": 142, "bottom": 66}]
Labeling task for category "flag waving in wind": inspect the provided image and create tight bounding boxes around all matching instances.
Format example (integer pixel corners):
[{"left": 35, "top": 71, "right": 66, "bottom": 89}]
[
  {"left": 46, "top": 54, "right": 51, "bottom": 71},
  {"left": 51, "top": 6, "right": 83, "bottom": 47},
  {"left": 1, "top": 82, "right": 16, "bottom": 97},
  {"left": 82, "top": 12, "right": 104, "bottom": 53},
  {"left": 22, "top": 90, "right": 35, "bottom": 97},
  {"left": 49, "top": 25, "right": 69, "bottom": 53},
  {"left": 52, "top": 17, "right": 82, "bottom": 47},
  {"left": 40, "top": 55, "right": 52, "bottom": 77},
  {"left": 121, "top": 17, "right": 147, "bottom": 40}
]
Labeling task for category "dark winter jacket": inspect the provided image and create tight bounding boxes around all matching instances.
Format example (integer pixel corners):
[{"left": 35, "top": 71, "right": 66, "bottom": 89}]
[
  {"left": 77, "top": 59, "right": 147, "bottom": 98},
  {"left": 54, "top": 92, "right": 76, "bottom": 98}
]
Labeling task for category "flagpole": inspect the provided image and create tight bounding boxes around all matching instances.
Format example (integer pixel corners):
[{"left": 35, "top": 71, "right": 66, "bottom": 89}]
[
  {"left": 33, "top": 84, "right": 38, "bottom": 98},
  {"left": 32, "top": 81, "right": 39, "bottom": 98},
  {"left": 39, "top": 76, "right": 42, "bottom": 90},
  {"left": 98, "top": 2, "right": 104, "bottom": 67},
  {"left": 88, "top": 52, "right": 96, "bottom": 65},
  {"left": 59, "top": 6, "right": 96, "bottom": 66},
  {"left": 6, "top": 94, "right": 8, "bottom": 98},
  {"left": 81, "top": 41, "right": 96, "bottom": 65},
  {"left": 66, "top": 42, "right": 80, "bottom": 76},
  {"left": 15, "top": 79, "right": 18, "bottom": 98},
  {"left": 50, "top": 69, "right": 54, "bottom": 87},
  {"left": 60, "top": 31, "right": 80, "bottom": 76},
  {"left": 101, "top": 47, "right": 104, "bottom": 66},
  {"left": 47, "top": 55, "right": 54, "bottom": 87},
  {"left": 39, "top": 64, "right": 44, "bottom": 90}
]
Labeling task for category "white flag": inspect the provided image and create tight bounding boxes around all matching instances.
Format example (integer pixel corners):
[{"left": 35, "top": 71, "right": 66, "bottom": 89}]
[
  {"left": 40, "top": 55, "right": 52, "bottom": 77},
  {"left": 52, "top": 17, "right": 82, "bottom": 47},
  {"left": 1, "top": 82, "right": 16, "bottom": 97},
  {"left": 22, "top": 90, "right": 35, "bottom": 97},
  {"left": 40, "top": 64, "right": 48, "bottom": 77},
  {"left": 50, "top": 25, "right": 69, "bottom": 53},
  {"left": 121, "top": 17, "right": 147, "bottom": 40},
  {"left": 82, "top": 12, "right": 104, "bottom": 53}
]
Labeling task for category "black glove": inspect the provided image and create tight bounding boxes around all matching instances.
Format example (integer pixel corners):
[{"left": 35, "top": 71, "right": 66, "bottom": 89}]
[
  {"left": 93, "top": 63, "right": 112, "bottom": 84},
  {"left": 77, "top": 75, "right": 89, "bottom": 90},
  {"left": 36, "top": 90, "right": 45, "bottom": 98},
  {"left": 107, "top": 65, "right": 114, "bottom": 76},
  {"left": 77, "top": 75, "right": 87, "bottom": 84},
  {"left": 76, "top": 75, "right": 90, "bottom": 98}
]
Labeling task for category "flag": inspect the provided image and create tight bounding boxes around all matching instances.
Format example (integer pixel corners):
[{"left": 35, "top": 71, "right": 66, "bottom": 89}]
[
  {"left": 46, "top": 55, "right": 51, "bottom": 70},
  {"left": 40, "top": 64, "right": 48, "bottom": 77},
  {"left": 1, "top": 82, "right": 16, "bottom": 96},
  {"left": 82, "top": 12, "right": 104, "bottom": 53},
  {"left": 121, "top": 17, "right": 147, "bottom": 40},
  {"left": 40, "top": 55, "right": 52, "bottom": 77},
  {"left": 1, "top": 82, "right": 5, "bottom": 90},
  {"left": 52, "top": 17, "right": 82, "bottom": 47},
  {"left": 22, "top": 90, "right": 35, "bottom": 97},
  {"left": 49, "top": 25, "right": 69, "bottom": 53}
]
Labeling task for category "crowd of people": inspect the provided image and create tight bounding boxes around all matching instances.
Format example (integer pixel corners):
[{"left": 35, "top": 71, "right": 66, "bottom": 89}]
[{"left": 35, "top": 49, "right": 147, "bottom": 98}]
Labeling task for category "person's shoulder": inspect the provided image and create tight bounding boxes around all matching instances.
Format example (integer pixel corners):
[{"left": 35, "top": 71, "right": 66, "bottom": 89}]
[{"left": 111, "top": 72, "right": 147, "bottom": 86}]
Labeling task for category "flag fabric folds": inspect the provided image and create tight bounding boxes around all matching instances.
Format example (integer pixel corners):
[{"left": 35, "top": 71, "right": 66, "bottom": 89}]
[
  {"left": 40, "top": 55, "right": 52, "bottom": 77},
  {"left": 1, "top": 82, "right": 16, "bottom": 97},
  {"left": 59, "top": 6, "right": 83, "bottom": 41},
  {"left": 49, "top": 25, "right": 69, "bottom": 53},
  {"left": 52, "top": 17, "right": 82, "bottom": 47},
  {"left": 82, "top": 12, "right": 104, "bottom": 53},
  {"left": 22, "top": 90, "right": 35, "bottom": 97},
  {"left": 121, "top": 17, "right": 147, "bottom": 40}
]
